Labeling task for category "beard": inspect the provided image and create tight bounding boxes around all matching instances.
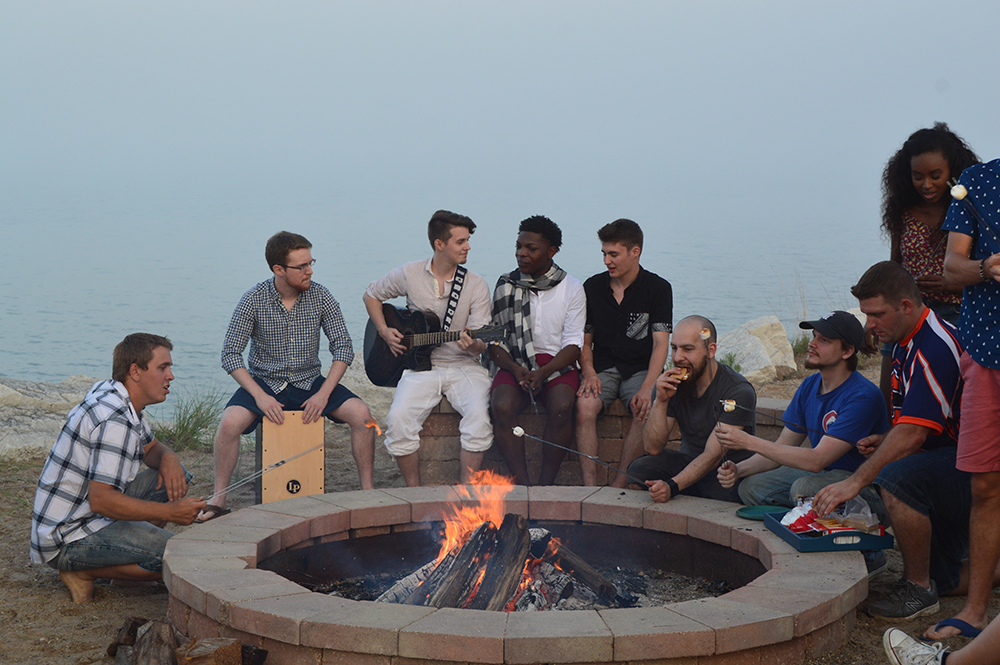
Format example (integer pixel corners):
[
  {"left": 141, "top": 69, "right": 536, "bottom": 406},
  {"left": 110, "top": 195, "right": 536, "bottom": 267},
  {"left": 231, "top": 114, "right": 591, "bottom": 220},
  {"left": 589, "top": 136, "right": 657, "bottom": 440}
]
[{"left": 674, "top": 355, "right": 709, "bottom": 398}]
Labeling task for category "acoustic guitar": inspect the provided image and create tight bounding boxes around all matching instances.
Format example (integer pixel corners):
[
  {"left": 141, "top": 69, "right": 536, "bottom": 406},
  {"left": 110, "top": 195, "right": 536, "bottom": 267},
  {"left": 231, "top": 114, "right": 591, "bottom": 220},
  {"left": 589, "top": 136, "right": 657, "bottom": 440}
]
[{"left": 363, "top": 304, "right": 508, "bottom": 387}]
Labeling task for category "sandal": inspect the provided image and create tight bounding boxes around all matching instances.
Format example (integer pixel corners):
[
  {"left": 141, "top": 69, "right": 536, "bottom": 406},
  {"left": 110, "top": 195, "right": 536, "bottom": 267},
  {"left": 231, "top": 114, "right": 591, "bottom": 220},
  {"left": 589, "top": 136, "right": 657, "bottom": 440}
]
[{"left": 194, "top": 505, "right": 231, "bottom": 523}]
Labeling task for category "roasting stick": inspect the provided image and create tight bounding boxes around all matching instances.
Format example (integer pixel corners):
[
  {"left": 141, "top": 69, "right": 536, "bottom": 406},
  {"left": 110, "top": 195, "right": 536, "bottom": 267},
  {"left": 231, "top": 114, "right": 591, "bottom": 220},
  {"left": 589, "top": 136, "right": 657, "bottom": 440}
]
[
  {"left": 204, "top": 442, "right": 325, "bottom": 503},
  {"left": 511, "top": 427, "right": 647, "bottom": 486},
  {"left": 718, "top": 400, "right": 868, "bottom": 450}
]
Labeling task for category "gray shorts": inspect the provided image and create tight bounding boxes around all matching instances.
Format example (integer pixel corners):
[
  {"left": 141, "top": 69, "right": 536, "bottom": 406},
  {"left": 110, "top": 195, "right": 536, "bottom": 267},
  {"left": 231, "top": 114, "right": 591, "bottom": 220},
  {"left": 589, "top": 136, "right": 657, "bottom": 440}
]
[{"left": 596, "top": 368, "right": 652, "bottom": 413}]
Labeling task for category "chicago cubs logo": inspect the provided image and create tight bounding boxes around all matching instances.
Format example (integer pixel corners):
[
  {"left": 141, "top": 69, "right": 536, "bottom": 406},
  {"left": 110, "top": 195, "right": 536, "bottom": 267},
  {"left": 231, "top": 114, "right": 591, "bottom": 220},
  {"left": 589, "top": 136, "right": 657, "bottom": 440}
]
[{"left": 822, "top": 410, "right": 838, "bottom": 432}]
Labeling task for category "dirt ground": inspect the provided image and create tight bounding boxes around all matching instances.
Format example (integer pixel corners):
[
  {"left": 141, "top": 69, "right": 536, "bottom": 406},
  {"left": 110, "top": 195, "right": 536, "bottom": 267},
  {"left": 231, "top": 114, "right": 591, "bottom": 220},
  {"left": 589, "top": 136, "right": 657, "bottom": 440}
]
[{"left": 1, "top": 361, "right": 993, "bottom": 664}]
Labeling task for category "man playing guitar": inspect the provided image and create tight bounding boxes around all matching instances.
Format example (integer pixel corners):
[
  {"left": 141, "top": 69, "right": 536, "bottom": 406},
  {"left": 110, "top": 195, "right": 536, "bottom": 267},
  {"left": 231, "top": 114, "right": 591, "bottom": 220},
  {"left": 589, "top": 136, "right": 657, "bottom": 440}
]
[{"left": 363, "top": 210, "right": 494, "bottom": 486}]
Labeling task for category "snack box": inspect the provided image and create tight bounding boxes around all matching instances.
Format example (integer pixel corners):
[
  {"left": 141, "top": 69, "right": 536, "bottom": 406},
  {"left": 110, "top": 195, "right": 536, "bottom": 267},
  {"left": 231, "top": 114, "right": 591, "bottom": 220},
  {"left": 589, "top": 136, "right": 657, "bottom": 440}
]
[{"left": 764, "top": 511, "right": 894, "bottom": 552}]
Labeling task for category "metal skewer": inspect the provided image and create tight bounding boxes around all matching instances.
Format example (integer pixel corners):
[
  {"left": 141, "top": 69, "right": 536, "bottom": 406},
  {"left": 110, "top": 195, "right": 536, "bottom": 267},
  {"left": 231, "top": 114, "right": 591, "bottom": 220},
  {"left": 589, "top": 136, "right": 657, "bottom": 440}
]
[
  {"left": 205, "top": 442, "right": 325, "bottom": 503},
  {"left": 511, "top": 427, "right": 647, "bottom": 486}
]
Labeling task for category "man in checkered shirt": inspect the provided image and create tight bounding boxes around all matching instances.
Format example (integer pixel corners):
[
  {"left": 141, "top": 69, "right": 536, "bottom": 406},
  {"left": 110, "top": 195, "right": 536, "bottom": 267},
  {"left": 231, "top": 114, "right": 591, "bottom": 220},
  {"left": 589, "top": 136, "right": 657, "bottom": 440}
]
[
  {"left": 30, "top": 333, "right": 206, "bottom": 603},
  {"left": 198, "top": 231, "right": 375, "bottom": 522}
]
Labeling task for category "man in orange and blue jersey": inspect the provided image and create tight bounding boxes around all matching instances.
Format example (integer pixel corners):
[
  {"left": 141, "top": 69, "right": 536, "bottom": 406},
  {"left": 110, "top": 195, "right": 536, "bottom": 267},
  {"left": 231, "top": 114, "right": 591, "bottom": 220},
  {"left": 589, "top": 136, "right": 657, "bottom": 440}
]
[{"left": 814, "top": 261, "right": 966, "bottom": 622}]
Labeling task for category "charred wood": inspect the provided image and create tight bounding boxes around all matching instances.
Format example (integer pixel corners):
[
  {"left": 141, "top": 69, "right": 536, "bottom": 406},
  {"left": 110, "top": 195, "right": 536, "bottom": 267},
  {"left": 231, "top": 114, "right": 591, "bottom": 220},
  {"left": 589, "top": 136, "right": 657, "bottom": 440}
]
[{"left": 466, "top": 514, "right": 530, "bottom": 611}]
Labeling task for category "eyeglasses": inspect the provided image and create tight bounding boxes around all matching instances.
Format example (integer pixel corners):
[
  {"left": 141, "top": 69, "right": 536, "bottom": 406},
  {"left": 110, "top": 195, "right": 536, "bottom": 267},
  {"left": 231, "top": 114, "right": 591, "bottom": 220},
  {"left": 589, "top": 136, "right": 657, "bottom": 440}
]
[{"left": 282, "top": 260, "right": 316, "bottom": 271}]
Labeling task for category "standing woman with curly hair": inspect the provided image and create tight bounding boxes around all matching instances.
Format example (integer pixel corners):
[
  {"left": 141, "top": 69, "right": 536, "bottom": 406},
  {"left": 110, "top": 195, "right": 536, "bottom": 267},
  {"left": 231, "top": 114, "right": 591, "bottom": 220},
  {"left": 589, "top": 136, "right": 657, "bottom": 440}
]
[{"left": 877, "top": 123, "right": 980, "bottom": 405}]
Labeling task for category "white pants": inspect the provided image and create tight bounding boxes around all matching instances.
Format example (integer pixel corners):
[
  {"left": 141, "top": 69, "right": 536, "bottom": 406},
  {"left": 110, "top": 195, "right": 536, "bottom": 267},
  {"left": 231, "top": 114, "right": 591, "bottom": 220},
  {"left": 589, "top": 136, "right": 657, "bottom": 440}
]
[{"left": 383, "top": 364, "right": 493, "bottom": 457}]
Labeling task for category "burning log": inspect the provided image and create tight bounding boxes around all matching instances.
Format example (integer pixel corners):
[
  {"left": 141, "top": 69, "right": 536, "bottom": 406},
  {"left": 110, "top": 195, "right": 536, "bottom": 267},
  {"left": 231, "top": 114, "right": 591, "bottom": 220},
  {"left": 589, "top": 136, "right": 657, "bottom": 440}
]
[
  {"left": 530, "top": 528, "right": 618, "bottom": 601},
  {"left": 466, "top": 514, "right": 530, "bottom": 611},
  {"left": 402, "top": 521, "right": 495, "bottom": 606}
]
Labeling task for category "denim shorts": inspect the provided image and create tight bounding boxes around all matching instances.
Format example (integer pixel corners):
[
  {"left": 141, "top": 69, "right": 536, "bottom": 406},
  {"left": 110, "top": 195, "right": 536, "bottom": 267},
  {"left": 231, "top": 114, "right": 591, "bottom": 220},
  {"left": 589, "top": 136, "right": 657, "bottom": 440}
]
[
  {"left": 227, "top": 375, "right": 359, "bottom": 435},
  {"left": 876, "top": 447, "right": 971, "bottom": 594},
  {"left": 51, "top": 466, "right": 193, "bottom": 573}
]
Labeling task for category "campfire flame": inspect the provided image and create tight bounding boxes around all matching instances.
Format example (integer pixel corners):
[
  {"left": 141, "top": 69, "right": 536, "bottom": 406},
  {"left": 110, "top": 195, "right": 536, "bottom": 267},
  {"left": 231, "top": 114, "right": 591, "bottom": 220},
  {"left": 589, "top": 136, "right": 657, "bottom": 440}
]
[
  {"left": 436, "top": 469, "right": 514, "bottom": 563},
  {"left": 363, "top": 418, "right": 382, "bottom": 436}
]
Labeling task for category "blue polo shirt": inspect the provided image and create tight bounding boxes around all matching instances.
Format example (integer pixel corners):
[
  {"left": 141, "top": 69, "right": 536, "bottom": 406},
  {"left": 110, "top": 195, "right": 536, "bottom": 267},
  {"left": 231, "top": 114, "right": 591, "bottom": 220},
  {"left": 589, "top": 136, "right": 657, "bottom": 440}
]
[
  {"left": 943, "top": 158, "right": 1000, "bottom": 369},
  {"left": 783, "top": 371, "right": 889, "bottom": 472}
]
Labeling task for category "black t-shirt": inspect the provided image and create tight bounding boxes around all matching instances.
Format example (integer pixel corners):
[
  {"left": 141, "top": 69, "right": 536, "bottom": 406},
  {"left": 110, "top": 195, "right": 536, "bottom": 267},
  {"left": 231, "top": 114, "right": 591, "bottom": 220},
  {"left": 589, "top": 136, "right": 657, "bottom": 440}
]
[
  {"left": 584, "top": 267, "right": 673, "bottom": 380},
  {"left": 667, "top": 363, "right": 757, "bottom": 458}
]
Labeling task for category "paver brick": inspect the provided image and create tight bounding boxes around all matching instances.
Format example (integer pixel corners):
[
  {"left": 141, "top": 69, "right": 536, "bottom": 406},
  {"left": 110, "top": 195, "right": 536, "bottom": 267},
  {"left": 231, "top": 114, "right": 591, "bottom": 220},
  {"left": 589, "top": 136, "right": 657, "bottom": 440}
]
[
  {"left": 300, "top": 599, "right": 436, "bottom": 655},
  {"left": 382, "top": 486, "right": 464, "bottom": 522},
  {"left": 169, "top": 568, "right": 285, "bottom": 615},
  {"left": 316, "top": 490, "right": 411, "bottom": 529},
  {"left": 325, "top": 651, "right": 391, "bottom": 665},
  {"left": 527, "top": 486, "right": 600, "bottom": 521},
  {"left": 399, "top": 608, "right": 507, "bottom": 663},
  {"left": 208, "top": 580, "right": 313, "bottom": 623},
  {"left": 599, "top": 606, "right": 714, "bottom": 660},
  {"left": 504, "top": 610, "right": 612, "bottom": 664},
  {"left": 229, "top": 592, "right": 353, "bottom": 644},
  {"left": 261, "top": 636, "right": 324, "bottom": 665},
  {"left": 209, "top": 507, "right": 312, "bottom": 550},
  {"left": 164, "top": 537, "right": 259, "bottom": 564},
  {"left": 581, "top": 487, "right": 647, "bottom": 527},
  {"left": 255, "top": 495, "right": 352, "bottom": 538},
  {"left": 721, "top": 585, "right": 841, "bottom": 637},
  {"left": 171, "top": 523, "right": 284, "bottom": 560},
  {"left": 163, "top": 555, "right": 250, "bottom": 591},
  {"left": 669, "top": 597, "right": 793, "bottom": 653},
  {"left": 187, "top": 607, "right": 222, "bottom": 640},
  {"left": 454, "top": 484, "right": 528, "bottom": 518}
]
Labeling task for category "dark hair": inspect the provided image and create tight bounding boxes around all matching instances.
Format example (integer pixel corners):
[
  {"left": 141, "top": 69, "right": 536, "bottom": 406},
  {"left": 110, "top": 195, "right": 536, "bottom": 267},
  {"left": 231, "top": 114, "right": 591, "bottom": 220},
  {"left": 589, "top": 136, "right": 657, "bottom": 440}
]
[
  {"left": 881, "top": 122, "right": 980, "bottom": 244},
  {"left": 851, "top": 261, "right": 923, "bottom": 307},
  {"left": 113, "top": 333, "right": 173, "bottom": 383},
  {"left": 845, "top": 341, "right": 859, "bottom": 372},
  {"left": 677, "top": 315, "right": 716, "bottom": 348},
  {"left": 265, "top": 231, "right": 312, "bottom": 271},
  {"left": 427, "top": 210, "right": 476, "bottom": 249},
  {"left": 518, "top": 215, "right": 562, "bottom": 249},
  {"left": 597, "top": 218, "right": 643, "bottom": 249}
]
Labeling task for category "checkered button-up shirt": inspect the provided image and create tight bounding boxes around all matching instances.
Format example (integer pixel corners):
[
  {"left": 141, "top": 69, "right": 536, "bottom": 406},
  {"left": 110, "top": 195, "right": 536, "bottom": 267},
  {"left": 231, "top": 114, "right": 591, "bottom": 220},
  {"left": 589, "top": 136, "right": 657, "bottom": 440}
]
[
  {"left": 221, "top": 279, "right": 355, "bottom": 393},
  {"left": 30, "top": 380, "right": 152, "bottom": 564}
]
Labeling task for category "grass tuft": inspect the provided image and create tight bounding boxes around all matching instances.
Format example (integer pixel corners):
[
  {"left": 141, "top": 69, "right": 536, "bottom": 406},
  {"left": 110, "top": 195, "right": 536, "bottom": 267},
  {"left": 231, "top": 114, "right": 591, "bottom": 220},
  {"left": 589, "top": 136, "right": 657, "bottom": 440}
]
[
  {"left": 791, "top": 333, "right": 810, "bottom": 357},
  {"left": 151, "top": 386, "right": 226, "bottom": 451},
  {"left": 719, "top": 351, "right": 742, "bottom": 373}
]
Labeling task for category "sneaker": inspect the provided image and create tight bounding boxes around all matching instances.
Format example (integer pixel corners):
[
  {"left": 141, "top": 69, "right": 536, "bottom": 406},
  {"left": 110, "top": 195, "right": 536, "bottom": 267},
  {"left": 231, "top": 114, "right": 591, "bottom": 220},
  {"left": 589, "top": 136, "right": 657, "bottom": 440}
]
[
  {"left": 868, "top": 579, "right": 940, "bottom": 620},
  {"left": 883, "top": 628, "right": 948, "bottom": 665},
  {"left": 865, "top": 550, "right": 888, "bottom": 577}
]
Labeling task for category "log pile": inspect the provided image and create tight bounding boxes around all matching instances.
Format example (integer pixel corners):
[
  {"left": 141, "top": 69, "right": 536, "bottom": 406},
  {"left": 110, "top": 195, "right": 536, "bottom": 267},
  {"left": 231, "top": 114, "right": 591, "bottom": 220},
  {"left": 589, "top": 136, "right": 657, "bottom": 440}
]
[
  {"left": 376, "top": 514, "right": 619, "bottom": 611},
  {"left": 107, "top": 619, "right": 267, "bottom": 665}
]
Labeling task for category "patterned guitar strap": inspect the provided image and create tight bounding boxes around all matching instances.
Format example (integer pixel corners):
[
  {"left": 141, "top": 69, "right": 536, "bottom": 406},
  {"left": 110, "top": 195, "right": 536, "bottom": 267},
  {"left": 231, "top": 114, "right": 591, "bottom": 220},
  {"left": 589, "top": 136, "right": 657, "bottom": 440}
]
[{"left": 442, "top": 265, "right": 467, "bottom": 333}]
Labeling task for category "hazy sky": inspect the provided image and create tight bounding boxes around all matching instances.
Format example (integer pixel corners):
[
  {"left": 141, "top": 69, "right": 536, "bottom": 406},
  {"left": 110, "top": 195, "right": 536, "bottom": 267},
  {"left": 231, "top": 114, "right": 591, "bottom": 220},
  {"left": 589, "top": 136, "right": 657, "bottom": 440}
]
[{"left": 3, "top": 1, "right": 1000, "bottom": 384}]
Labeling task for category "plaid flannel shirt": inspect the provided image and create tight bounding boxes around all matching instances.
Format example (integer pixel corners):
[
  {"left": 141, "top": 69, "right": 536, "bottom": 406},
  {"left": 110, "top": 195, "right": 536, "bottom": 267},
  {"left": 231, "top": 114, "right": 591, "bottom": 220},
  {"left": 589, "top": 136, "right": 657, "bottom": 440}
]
[
  {"left": 31, "top": 380, "right": 152, "bottom": 564},
  {"left": 221, "top": 279, "right": 354, "bottom": 393}
]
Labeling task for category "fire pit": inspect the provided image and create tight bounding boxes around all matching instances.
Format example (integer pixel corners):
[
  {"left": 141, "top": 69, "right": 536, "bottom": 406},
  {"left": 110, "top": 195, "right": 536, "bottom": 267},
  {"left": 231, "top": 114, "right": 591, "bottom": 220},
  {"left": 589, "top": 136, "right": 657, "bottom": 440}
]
[{"left": 164, "top": 486, "right": 867, "bottom": 664}]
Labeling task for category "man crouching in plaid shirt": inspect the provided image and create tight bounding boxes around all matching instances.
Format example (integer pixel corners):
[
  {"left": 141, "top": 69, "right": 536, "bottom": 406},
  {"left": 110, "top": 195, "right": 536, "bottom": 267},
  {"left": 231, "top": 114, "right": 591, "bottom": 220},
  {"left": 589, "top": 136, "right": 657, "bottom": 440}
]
[{"left": 30, "top": 333, "right": 206, "bottom": 603}]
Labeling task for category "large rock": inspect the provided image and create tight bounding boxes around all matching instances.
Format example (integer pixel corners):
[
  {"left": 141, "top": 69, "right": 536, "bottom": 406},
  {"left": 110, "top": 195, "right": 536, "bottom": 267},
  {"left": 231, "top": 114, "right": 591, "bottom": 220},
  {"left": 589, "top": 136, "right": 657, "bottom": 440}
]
[
  {"left": 0, "top": 375, "right": 99, "bottom": 460},
  {"left": 716, "top": 316, "right": 796, "bottom": 384}
]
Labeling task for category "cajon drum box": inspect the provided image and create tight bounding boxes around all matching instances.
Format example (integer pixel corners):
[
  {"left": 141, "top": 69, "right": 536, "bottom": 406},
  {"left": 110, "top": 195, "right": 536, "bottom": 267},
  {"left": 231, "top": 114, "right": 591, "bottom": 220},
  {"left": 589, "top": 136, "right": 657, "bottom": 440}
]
[{"left": 254, "top": 410, "right": 325, "bottom": 503}]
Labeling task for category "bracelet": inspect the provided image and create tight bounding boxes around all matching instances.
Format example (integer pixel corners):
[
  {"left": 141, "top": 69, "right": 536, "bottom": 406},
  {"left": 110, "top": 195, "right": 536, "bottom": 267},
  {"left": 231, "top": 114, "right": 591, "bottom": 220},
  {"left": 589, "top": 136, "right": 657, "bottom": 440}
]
[
  {"left": 665, "top": 478, "right": 680, "bottom": 498},
  {"left": 981, "top": 258, "right": 990, "bottom": 282}
]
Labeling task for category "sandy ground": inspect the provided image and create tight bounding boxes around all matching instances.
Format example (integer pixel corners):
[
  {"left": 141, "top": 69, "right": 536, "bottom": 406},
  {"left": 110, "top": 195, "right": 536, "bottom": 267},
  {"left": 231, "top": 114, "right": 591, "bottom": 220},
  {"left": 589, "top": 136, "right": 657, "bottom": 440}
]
[{"left": 2, "top": 361, "right": 995, "bottom": 664}]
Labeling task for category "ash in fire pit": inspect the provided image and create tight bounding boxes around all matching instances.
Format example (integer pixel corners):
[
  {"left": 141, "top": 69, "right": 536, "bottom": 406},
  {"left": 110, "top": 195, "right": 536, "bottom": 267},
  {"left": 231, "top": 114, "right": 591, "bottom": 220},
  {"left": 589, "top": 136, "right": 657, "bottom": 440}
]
[{"left": 290, "top": 516, "right": 736, "bottom": 612}]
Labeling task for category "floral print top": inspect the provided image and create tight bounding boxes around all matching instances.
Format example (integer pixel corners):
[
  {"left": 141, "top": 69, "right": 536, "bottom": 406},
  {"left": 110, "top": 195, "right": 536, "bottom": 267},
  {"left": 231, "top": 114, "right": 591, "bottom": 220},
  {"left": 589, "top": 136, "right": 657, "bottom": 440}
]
[{"left": 900, "top": 212, "right": 961, "bottom": 306}]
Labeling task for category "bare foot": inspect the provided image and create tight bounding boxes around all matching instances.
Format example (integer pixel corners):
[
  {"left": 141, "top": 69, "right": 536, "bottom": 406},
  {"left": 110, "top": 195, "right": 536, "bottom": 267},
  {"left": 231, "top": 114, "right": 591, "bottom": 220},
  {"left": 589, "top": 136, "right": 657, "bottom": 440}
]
[{"left": 59, "top": 570, "right": 95, "bottom": 603}]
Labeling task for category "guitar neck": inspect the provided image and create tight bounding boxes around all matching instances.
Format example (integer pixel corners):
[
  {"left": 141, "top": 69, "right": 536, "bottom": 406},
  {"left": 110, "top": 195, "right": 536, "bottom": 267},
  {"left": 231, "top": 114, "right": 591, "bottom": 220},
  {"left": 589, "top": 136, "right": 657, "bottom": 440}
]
[{"left": 405, "top": 330, "right": 464, "bottom": 348}]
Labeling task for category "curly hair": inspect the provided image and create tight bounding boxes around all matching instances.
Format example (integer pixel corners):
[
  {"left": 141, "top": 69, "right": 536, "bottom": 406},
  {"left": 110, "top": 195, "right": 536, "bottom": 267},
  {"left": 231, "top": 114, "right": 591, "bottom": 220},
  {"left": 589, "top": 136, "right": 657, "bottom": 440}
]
[
  {"left": 881, "top": 122, "right": 980, "bottom": 245},
  {"left": 518, "top": 215, "right": 562, "bottom": 249}
]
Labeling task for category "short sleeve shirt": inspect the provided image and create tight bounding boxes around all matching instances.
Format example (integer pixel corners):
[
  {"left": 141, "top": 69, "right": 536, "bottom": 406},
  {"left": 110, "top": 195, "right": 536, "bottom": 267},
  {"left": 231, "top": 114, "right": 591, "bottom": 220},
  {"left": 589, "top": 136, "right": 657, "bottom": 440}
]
[
  {"left": 890, "top": 308, "right": 963, "bottom": 449},
  {"left": 942, "top": 158, "right": 1000, "bottom": 368},
  {"left": 668, "top": 363, "right": 756, "bottom": 458},
  {"left": 30, "top": 380, "right": 153, "bottom": 564},
  {"left": 784, "top": 371, "right": 889, "bottom": 472},
  {"left": 584, "top": 267, "right": 673, "bottom": 380}
]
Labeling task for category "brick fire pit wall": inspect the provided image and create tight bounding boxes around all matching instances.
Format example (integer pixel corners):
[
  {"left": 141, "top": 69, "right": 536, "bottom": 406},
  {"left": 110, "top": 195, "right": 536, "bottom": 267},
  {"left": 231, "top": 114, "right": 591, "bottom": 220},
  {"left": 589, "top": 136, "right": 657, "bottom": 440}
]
[{"left": 164, "top": 487, "right": 866, "bottom": 665}]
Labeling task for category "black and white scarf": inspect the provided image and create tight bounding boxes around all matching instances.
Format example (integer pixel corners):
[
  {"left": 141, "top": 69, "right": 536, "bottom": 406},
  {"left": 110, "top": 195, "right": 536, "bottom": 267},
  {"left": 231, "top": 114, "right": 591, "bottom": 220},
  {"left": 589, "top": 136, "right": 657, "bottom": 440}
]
[{"left": 486, "top": 263, "right": 572, "bottom": 379}]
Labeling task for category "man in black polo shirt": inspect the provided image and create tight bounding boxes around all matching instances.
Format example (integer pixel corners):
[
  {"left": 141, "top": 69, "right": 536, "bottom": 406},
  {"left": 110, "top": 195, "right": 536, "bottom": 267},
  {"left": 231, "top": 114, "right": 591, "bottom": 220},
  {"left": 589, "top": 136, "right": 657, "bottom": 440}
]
[{"left": 576, "top": 219, "right": 672, "bottom": 487}]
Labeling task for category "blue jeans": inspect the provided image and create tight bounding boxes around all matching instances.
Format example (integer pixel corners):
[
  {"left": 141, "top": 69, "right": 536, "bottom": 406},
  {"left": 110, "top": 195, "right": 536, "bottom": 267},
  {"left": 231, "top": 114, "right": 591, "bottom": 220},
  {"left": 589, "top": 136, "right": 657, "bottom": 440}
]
[
  {"left": 52, "top": 467, "right": 193, "bottom": 573},
  {"left": 738, "top": 466, "right": 887, "bottom": 522},
  {"left": 876, "top": 448, "right": 971, "bottom": 594}
]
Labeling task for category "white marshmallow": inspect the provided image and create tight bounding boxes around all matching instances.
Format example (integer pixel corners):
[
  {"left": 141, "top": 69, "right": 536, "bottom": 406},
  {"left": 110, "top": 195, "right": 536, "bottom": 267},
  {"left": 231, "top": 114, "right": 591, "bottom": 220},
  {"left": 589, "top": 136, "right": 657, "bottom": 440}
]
[{"left": 512, "top": 426, "right": 525, "bottom": 437}]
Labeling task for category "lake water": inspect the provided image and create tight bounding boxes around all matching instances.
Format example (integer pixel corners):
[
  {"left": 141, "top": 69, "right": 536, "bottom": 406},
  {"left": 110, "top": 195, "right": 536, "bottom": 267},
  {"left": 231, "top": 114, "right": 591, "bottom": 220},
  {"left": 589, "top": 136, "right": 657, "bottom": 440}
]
[{"left": 1, "top": 190, "right": 887, "bottom": 419}]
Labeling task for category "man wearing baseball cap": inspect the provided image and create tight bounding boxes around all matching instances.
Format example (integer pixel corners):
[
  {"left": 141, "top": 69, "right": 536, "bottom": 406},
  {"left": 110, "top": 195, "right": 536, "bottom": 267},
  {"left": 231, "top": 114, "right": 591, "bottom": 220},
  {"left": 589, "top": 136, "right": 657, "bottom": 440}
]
[{"left": 716, "top": 311, "right": 889, "bottom": 538}]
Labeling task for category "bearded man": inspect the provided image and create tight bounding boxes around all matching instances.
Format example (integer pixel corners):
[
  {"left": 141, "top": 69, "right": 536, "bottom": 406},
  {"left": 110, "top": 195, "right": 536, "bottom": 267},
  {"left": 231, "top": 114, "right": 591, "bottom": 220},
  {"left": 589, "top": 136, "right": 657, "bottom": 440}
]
[{"left": 627, "top": 315, "right": 756, "bottom": 503}]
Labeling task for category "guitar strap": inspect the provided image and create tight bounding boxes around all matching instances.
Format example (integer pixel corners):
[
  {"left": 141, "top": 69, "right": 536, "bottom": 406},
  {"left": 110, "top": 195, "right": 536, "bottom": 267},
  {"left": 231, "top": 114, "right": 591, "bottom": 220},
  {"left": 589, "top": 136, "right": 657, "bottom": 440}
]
[{"left": 442, "top": 265, "right": 467, "bottom": 332}]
